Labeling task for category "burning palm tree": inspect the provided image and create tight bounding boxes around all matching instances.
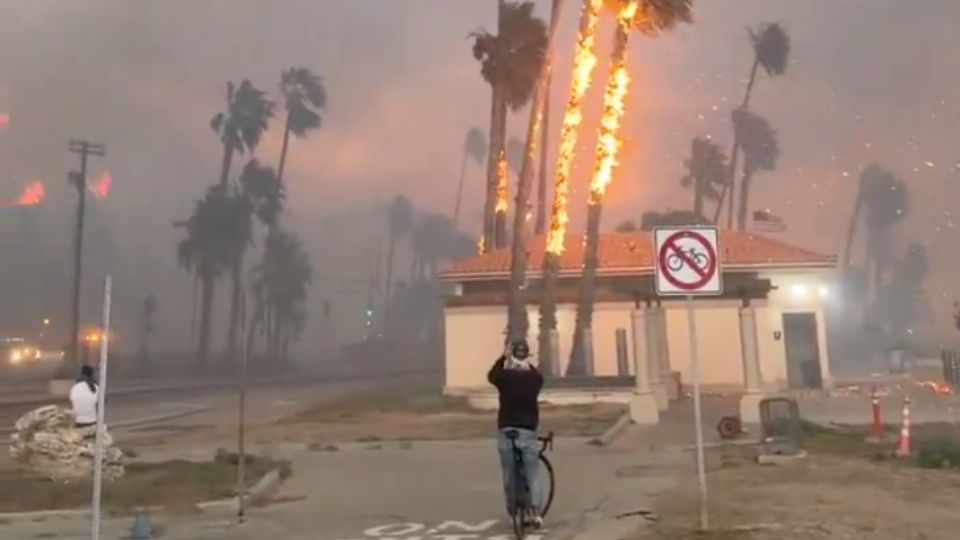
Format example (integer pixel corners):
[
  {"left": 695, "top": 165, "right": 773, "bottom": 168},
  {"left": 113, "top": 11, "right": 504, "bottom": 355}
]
[
  {"left": 567, "top": 0, "right": 692, "bottom": 376},
  {"left": 537, "top": 0, "right": 605, "bottom": 376}
]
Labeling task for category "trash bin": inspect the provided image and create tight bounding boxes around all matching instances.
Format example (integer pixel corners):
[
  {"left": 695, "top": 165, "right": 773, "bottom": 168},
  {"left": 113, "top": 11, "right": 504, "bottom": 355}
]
[{"left": 759, "top": 397, "right": 801, "bottom": 455}]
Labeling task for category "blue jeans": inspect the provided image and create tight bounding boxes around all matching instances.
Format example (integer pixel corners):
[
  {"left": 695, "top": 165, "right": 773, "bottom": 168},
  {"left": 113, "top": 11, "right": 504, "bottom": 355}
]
[{"left": 497, "top": 428, "right": 541, "bottom": 516}]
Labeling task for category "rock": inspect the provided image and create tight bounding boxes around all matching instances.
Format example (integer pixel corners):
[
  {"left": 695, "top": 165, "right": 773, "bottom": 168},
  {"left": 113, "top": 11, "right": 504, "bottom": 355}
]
[{"left": 8, "top": 405, "right": 125, "bottom": 482}]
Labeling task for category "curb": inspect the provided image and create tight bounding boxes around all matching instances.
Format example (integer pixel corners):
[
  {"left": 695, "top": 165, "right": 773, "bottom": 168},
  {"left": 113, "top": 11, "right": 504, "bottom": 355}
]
[{"left": 591, "top": 413, "right": 632, "bottom": 447}]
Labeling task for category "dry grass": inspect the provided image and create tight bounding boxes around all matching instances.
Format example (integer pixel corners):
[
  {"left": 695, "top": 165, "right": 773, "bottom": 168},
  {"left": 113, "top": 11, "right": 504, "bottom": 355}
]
[
  {"left": 633, "top": 426, "right": 960, "bottom": 540},
  {"left": 260, "top": 387, "right": 625, "bottom": 444},
  {"left": 0, "top": 452, "right": 284, "bottom": 514}
]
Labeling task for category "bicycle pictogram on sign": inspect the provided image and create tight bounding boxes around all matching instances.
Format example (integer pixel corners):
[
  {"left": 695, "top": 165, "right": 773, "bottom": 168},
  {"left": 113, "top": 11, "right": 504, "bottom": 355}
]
[{"left": 654, "top": 228, "right": 722, "bottom": 296}]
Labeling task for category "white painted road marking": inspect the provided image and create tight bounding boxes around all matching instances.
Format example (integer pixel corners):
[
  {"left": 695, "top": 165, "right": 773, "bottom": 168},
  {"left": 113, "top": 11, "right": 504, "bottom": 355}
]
[{"left": 329, "top": 519, "right": 549, "bottom": 539}]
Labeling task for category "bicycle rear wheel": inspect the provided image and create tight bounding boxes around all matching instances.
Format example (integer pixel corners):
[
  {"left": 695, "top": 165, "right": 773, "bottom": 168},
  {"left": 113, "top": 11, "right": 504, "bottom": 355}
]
[{"left": 538, "top": 454, "right": 555, "bottom": 518}]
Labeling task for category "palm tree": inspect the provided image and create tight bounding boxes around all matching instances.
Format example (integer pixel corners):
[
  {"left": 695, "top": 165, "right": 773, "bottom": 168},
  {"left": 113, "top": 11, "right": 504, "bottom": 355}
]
[
  {"left": 248, "top": 228, "right": 312, "bottom": 364},
  {"left": 277, "top": 67, "right": 327, "bottom": 185},
  {"left": 384, "top": 195, "right": 415, "bottom": 332},
  {"left": 861, "top": 167, "right": 908, "bottom": 316},
  {"left": 210, "top": 80, "right": 275, "bottom": 189},
  {"left": 732, "top": 109, "right": 779, "bottom": 230},
  {"left": 453, "top": 128, "right": 487, "bottom": 225},
  {"left": 176, "top": 185, "right": 250, "bottom": 363},
  {"left": 471, "top": 1, "right": 548, "bottom": 251},
  {"left": 680, "top": 136, "right": 727, "bottom": 218},
  {"left": 538, "top": 0, "right": 606, "bottom": 376},
  {"left": 505, "top": 0, "right": 566, "bottom": 340},
  {"left": 237, "top": 159, "right": 284, "bottom": 357},
  {"left": 568, "top": 0, "right": 692, "bottom": 376},
  {"left": 536, "top": 0, "right": 562, "bottom": 236},
  {"left": 713, "top": 23, "right": 790, "bottom": 227},
  {"left": 210, "top": 80, "right": 274, "bottom": 357}
]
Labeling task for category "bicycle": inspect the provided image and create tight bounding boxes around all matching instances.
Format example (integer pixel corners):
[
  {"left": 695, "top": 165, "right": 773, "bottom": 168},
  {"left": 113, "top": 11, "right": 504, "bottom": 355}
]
[
  {"left": 666, "top": 247, "right": 709, "bottom": 272},
  {"left": 505, "top": 430, "right": 556, "bottom": 540}
]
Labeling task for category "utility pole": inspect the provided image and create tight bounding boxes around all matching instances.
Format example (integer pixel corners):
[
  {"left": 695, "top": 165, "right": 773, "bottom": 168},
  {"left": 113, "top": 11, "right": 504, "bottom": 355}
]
[{"left": 65, "top": 139, "right": 105, "bottom": 374}]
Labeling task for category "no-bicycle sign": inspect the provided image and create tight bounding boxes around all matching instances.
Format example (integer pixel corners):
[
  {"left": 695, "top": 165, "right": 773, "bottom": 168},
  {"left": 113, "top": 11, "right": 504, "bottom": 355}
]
[{"left": 654, "top": 227, "right": 722, "bottom": 296}]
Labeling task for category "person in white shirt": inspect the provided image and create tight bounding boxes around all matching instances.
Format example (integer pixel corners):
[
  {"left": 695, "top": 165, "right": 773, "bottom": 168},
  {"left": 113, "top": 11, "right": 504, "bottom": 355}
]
[{"left": 69, "top": 365, "right": 98, "bottom": 431}]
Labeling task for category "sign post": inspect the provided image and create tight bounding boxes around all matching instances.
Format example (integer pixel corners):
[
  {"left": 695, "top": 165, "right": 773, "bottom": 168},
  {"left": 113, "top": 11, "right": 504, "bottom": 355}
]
[
  {"left": 654, "top": 227, "right": 722, "bottom": 531},
  {"left": 90, "top": 275, "right": 112, "bottom": 540}
]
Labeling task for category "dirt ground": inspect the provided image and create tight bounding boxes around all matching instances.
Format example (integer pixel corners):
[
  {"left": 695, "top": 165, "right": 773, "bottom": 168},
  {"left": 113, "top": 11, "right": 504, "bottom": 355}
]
[{"left": 635, "top": 429, "right": 960, "bottom": 540}]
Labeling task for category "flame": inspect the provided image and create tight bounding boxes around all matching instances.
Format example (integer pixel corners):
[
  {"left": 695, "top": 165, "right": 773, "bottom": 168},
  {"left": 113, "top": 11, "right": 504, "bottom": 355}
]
[
  {"left": 14, "top": 181, "right": 45, "bottom": 207},
  {"left": 477, "top": 234, "right": 486, "bottom": 254},
  {"left": 494, "top": 150, "right": 508, "bottom": 214},
  {"left": 588, "top": 2, "right": 635, "bottom": 205},
  {"left": 0, "top": 112, "right": 9, "bottom": 129},
  {"left": 546, "top": 0, "right": 604, "bottom": 255},
  {"left": 89, "top": 172, "right": 112, "bottom": 199}
]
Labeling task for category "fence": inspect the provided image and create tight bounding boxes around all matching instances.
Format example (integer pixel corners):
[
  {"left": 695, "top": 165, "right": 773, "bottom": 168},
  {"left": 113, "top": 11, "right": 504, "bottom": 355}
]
[{"left": 941, "top": 349, "right": 960, "bottom": 388}]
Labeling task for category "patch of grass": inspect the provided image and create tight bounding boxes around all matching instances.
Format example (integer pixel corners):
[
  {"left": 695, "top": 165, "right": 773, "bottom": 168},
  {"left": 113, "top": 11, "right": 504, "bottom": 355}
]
[
  {"left": 0, "top": 455, "right": 285, "bottom": 514},
  {"left": 915, "top": 438, "right": 960, "bottom": 469},
  {"left": 800, "top": 421, "right": 873, "bottom": 457}
]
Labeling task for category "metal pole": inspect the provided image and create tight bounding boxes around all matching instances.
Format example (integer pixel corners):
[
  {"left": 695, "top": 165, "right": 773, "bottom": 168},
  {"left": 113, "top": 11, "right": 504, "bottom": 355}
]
[
  {"left": 686, "top": 295, "right": 709, "bottom": 530},
  {"left": 91, "top": 275, "right": 112, "bottom": 540},
  {"left": 236, "top": 287, "right": 248, "bottom": 523}
]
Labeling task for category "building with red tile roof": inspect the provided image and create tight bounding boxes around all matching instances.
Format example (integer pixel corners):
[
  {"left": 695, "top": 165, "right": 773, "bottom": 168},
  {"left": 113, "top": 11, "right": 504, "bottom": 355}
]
[{"left": 439, "top": 230, "right": 837, "bottom": 425}]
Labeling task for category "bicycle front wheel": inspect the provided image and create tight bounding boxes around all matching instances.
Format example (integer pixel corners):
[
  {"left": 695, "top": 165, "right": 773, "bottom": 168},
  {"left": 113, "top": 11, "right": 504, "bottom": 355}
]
[{"left": 538, "top": 454, "right": 555, "bottom": 518}]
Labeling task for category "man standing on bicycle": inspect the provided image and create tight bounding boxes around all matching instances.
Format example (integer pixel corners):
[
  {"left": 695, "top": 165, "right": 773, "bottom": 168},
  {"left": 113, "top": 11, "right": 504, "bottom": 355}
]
[{"left": 488, "top": 338, "right": 544, "bottom": 528}]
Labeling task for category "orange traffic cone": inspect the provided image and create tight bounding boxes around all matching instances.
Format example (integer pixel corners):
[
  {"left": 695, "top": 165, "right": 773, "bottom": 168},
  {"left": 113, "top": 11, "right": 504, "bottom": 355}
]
[{"left": 897, "top": 394, "right": 911, "bottom": 457}]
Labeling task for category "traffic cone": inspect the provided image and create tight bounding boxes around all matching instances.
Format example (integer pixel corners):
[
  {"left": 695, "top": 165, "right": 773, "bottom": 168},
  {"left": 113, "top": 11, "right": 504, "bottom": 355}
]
[
  {"left": 871, "top": 385, "right": 884, "bottom": 442},
  {"left": 897, "top": 394, "right": 911, "bottom": 457}
]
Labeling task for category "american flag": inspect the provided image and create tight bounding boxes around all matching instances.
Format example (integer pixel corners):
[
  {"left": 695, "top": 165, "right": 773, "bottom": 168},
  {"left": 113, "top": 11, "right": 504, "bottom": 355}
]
[{"left": 752, "top": 210, "right": 787, "bottom": 233}]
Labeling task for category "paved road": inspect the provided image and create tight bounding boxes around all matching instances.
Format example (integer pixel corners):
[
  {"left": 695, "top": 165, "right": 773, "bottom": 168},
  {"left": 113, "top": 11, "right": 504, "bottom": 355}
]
[
  {"left": 1, "top": 438, "right": 688, "bottom": 540},
  {"left": 0, "top": 375, "right": 406, "bottom": 437}
]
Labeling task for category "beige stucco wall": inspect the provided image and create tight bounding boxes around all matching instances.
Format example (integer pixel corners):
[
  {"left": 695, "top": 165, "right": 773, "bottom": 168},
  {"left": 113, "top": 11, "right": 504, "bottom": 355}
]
[
  {"left": 663, "top": 299, "right": 745, "bottom": 388},
  {"left": 444, "top": 269, "right": 835, "bottom": 393}
]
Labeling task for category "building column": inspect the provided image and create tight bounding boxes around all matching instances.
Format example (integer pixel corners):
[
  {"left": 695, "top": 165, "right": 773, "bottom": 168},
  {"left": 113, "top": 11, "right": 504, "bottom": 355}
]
[
  {"left": 651, "top": 306, "right": 671, "bottom": 408},
  {"left": 738, "top": 305, "right": 765, "bottom": 424},
  {"left": 629, "top": 306, "right": 659, "bottom": 424}
]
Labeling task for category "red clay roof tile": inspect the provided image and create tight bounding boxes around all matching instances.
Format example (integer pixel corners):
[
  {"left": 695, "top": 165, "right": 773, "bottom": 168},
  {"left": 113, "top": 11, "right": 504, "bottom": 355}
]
[{"left": 439, "top": 230, "right": 834, "bottom": 280}]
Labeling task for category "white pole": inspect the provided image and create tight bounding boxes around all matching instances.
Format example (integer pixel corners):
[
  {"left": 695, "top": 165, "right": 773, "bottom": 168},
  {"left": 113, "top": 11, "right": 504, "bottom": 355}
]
[
  {"left": 91, "top": 275, "right": 112, "bottom": 540},
  {"left": 686, "top": 295, "right": 708, "bottom": 530}
]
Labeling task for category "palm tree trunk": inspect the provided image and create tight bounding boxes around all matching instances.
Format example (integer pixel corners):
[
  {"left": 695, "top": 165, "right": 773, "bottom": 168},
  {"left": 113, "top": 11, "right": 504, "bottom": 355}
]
[
  {"left": 713, "top": 57, "right": 760, "bottom": 226},
  {"left": 506, "top": 79, "right": 546, "bottom": 340},
  {"left": 736, "top": 168, "right": 754, "bottom": 230},
  {"left": 219, "top": 144, "right": 234, "bottom": 189},
  {"left": 537, "top": 253, "right": 560, "bottom": 377},
  {"left": 506, "top": 0, "right": 563, "bottom": 339},
  {"left": 841, "top": 180, "right": 864, "bottom": 269},
  {"left": 693, "top": 178, "right": 704, "bottom": 217},
  {"left": 569, "top": 203, "right": 603, "bottom": 376},
  {"left": 197, "top": 270, "right": 215, "bottom": 364},
  {"left": 189, "top": 272, "right": 199, "bottom": 342},
  {"left": 537, "top": 0, "right": 602, "bottom": 378},
  {"left": 226, "top": 255, "right": 243, "bottom": 359},
  {"left": 277, "top": 121, "right": 292, "bottom": 184},
  {"left": 568, "top": 10, "right": 630, "bottom": 377},
  {"left": 453, "top": 149, "right": 469, "bottom": 225},
  {"left": 535, "top": 0, "right": 561, "bottom": 236},
  {"left": 245, "top": 301, "right": 264, "bottom": 369},
  {"left": 383, "top": 237, "right": 397, "bottom": 333},
  {"left": 484, "top": 88, "right": 507, "bottom": 252}
]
